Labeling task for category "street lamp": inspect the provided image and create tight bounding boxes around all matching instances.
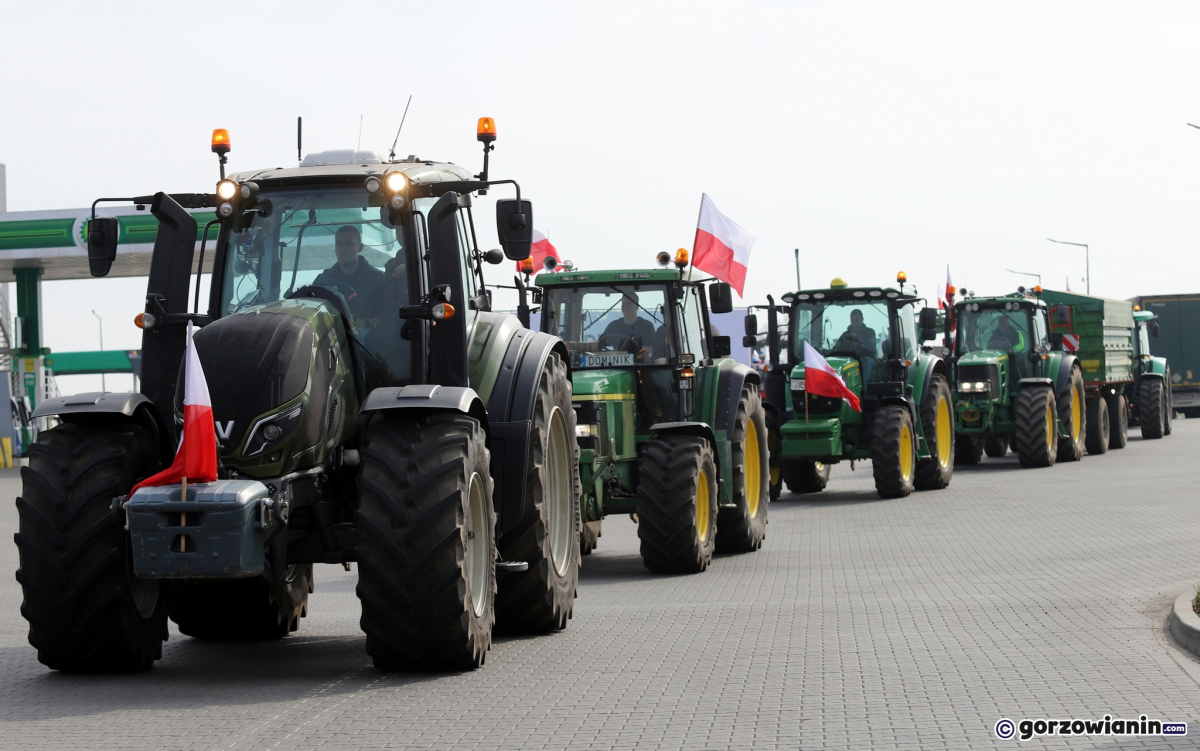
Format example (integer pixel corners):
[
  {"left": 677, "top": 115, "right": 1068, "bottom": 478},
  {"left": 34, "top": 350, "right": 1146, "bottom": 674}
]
[
  {"left": 1045, "top": 238, "right": 1089, "bottom": 294},
  {"left": 91, "top": 309, "right": 105, "bottom": 392},
  {"left": 1005, "top": 268, "right": 1041, "bottom": 286}
]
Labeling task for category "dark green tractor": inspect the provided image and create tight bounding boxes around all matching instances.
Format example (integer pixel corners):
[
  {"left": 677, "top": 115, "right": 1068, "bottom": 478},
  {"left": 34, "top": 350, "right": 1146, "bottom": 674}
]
[
  {"left": 534, "top": 255, "right": 769, "bottom": 573},
  {"left": 15, "top": 121, "right": 582, "bottom": 673},
  {"left": 762, "top": 275, "right": 955, "bottom": 499}
]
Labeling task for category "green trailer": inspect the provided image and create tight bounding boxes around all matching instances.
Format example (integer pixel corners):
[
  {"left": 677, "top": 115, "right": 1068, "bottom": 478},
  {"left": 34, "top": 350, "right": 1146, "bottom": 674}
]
[{"left": 1130, "top": 294, "right": 1199, "bottom": 417}]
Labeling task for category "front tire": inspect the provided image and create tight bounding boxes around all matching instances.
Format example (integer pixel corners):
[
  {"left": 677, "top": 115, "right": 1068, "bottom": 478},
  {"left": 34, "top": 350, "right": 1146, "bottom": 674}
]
[
  {"left": 1139, "top": 379, "right": 1166, "bottom": 439},
  {"left": 495, "top": 352, "right": 581, "bottom": 634},
  {"left": 1056, "top": 367, "right": 1086, "bottom": 462},
  {"left": 1015, "top": 386, "right": 1057, "bottom": 468},
  {"left": 637, "top": 435, "right": 718, "bottom": 573},
  {"left": 716, "top": 389, "right": 769, "bottom": 552},
  {"left": 782, "top": 459, "right": 831, "bottom": 494},
  {"left": 169, "top": 565, "right": 312, "bottom": 640},
  {"left": 871, "top": 405, "right": 916, "bottom": 499},
  {"left": 915, "top": 375, "right": 954, "bottom": 490},
  {"left": 1107, "top": 394, "right": 1128, "bottom": 449},
  {"left": 983, "top": 436, "right": 1008, "bottom": 458},
  {"left": 355, "top": 413, "right": 496, "bottom": 671},
  {"left": 1084, "top": 397, "right": 1109, "bottom": 455},
  {"left": 15, "top": 421, "right": 167, "bottom": 672},
  {"left": 954, "top": 435, "right": 983, "bottom": 465}
]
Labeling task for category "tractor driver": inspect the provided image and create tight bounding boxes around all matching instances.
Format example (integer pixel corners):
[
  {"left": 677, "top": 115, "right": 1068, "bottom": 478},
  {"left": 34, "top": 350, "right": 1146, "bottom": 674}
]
[
  {"left": 987, "top": 316, "right": 1024, "bottom": 352},
  {"left": 601, "top": 293, "right": 656, "bottom": 361},
  {"left": 313, "top": 225, "right": 388, "bottom": 325},
  {"left": 835, "top": 309, "right": 878, "bottom": 383}
]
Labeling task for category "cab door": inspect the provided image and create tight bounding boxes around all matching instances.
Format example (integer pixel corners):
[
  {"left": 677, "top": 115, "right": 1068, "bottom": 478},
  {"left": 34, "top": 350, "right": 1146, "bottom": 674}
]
[{"left": 679, "top": 285, "right": 711, "bottom": 420}]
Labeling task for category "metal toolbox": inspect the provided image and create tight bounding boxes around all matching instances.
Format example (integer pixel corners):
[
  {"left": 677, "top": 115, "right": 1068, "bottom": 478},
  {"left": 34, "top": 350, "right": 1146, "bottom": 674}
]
[{"left": 125, "top": 479, "right": 270, "bottom": 579}]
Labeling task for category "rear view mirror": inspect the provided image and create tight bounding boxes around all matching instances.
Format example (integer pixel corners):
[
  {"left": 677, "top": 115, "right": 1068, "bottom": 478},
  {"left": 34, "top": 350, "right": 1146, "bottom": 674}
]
[
  {"left": 496, "top": 199, "right": 533, "bottom": 260},
  {"left": 709, "top": 282, "right": 733, "bottom": 314},
  {"left": 744, "top": 314, "right": 758, "bottom": 337},
  {"left": 918, "top": 307, "right": 938, "bottom": 329},
  {"left": 1054, "top": 306, "right": 1070, "bottom": 324},
  {"left": 87, "top": 216, "right": 119, "bottom": 277},
  {"left": 712, "top": 336, "right": 731, "bottom": 358},
  {"left": 1151, "top": 321, "right": 1161, "bottom": 338},
  {"left": 743, "top": 335, "right": 756, "bottom": 348},
  {"left": 484, "top": 249, "right": 504, "bottom": 265},
  {"left": 1048, "top": 332, "right": 1064, "bottom": 348}
]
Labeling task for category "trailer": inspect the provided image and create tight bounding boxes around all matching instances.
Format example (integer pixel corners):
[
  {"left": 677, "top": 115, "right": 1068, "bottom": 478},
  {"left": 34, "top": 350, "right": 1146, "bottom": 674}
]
[{"left": 1130, "top": 294, "right": 1200, "bottom": 417}]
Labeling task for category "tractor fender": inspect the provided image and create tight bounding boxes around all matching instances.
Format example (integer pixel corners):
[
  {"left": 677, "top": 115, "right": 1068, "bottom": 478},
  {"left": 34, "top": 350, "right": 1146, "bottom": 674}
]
[
  {"left": 484, "top": 329, "right": 571, "bottom": 538},
  {"left": 875, "top": 394, "right": 919, "bottom": 431},
  {"left": 648, "top": 421, "right": 721, "bottom": 479},
  {"left": 32, "top": 391, "right": 171, "bottom": 459},
  {"left": 714, "top": 361, "right": 761, "bottom": 440},
  {"left": 360, "top": 383, "right": 489, "bottom": 430},
  {"left": 914, "top": 357, "right": 951, "bottom": 405},
  {"left": 1053, "top": 355, "right": 1081, "bottom": 400}
]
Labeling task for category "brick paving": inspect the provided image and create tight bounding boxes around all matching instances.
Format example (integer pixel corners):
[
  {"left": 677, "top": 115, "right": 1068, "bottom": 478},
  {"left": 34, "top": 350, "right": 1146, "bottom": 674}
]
[{"left": 3, "top": 421, "right": 1200, "bottom": 749}]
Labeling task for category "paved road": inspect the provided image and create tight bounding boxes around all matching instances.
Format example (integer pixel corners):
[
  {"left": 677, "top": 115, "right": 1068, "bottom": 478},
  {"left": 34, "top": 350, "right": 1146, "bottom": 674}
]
[{"left": 3, "top": 421, "right": 1200, "bottom": 750}]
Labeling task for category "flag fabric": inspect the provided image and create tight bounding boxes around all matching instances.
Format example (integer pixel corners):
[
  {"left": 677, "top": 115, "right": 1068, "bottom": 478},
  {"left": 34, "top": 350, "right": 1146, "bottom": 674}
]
[
  {"left": 1065, "top": 276, "right": 1072, "bottom": 292},
  {"left": 130, "top": 322, "right": 217, "bottom": 494},
  {"left": 692, "top": 194, "right": 756, "bottom": 296},
  {"left": 517, "top": 230, "right": 559, "bottom": 273},
  {"left": 945, "top": 265, "right": 954, "bottom": 304},
  {"left": 802, "top": 341, "right": 862, "bottom": 412}
]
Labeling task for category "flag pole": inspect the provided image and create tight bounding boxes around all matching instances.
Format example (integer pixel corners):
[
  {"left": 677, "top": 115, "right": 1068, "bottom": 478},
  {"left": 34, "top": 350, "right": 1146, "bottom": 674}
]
[
  {"left": 180, "top": 475, "right": 188, "bottom": 552},
  {"left": 805, "top": 390, "right": 809, "bottom": 424}
]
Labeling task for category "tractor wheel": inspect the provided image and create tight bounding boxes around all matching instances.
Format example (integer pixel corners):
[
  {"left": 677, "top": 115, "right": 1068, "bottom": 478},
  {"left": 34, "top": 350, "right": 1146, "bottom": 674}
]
[
  {"left": 1107, "top": 394, "right": 1128, "bottom": 449},
  {"left": 580, "top": 520, "right": 601, "bottom": 556},
  {"left": 496, "top": 352, "right": 581, "bottom": 633},
  {"left": 1056, "top": 367, "right": 1086, "bottom": 462},
  {"left": 782, "top": 460, "right": 831, "bottom": 494},
  {"left": 871, "top": 405, "right": 916, "bottom": 499},
  {"left": 1139, "top": 379, "right": 1166, "bottom": 439},
  {"left": 716, "top": 388, "right": 770, "bottom": 553},
  {"left": 1084, "top": 397, "right": 1109, "bottom": 455},
  {"left": 355, "top": 412, "right": 495, "bottom": 671},
  {"left": 983, "top": 436, "right": 1008, "bottom": 458},
  {"left": 15, "top": 421, "right": 167, "bottom": 672},
  {"left": 1165, "top": 371, "right": 1174, "bottom": 435},
  {"left": 1014, "top": 386, "right": 1058, "bottom": 468},
  {"left": 636, "top": 434, "right": 718, "bottom": 573},
  {"left": 168, "top": 564, "right": 312, "bottom": 640},
  {"left": 954, "top": 435, "right": 983, "bottom": 465},
  {"left": 915, "top": 375, "right": 955, "bottom": 490}
]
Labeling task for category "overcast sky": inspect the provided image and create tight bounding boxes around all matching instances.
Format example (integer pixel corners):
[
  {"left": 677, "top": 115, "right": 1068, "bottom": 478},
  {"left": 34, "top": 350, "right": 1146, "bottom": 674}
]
[{"left": 3, "top": 1, "right": 1199, "bottom": 392}]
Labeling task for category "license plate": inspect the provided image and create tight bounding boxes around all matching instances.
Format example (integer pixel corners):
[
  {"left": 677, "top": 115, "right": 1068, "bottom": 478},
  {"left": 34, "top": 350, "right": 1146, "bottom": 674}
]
[
  {"left": 581, "top": 352, "right": 634, "bottom": 367},
  {"left": 1172, "top": 391, "right": 1200, "bottom": 407}
]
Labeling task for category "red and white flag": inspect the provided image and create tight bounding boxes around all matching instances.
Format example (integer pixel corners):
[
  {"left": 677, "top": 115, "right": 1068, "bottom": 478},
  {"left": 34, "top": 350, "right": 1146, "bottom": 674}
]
[
  {"left": 802, "top": 341, "right": 862, "bottom": 412},
  {"left": 693, "top": 194, "right": 755, "bottom": 296},
  {"left": 517, "top": 230, "right": 560, "bottom": 273},
  {"left": 130, "top": 322, "right": 218, "bottom": 494}
]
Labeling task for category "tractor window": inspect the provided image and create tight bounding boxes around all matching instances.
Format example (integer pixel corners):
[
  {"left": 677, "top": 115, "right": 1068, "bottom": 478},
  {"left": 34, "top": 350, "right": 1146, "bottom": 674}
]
[
  {"left": 956, "top": 305, "right": 1029, "bottom": 357},
  {"left": 541, "top": 284, "right": 673, "bottom": 368},
  {"left": 679, "top": 286, "right": 708, "bottom": 360},
  {"left": 791, "top": 299, "right": 888, "bottom": 366},
  {"left": 221, "top": 186, "right": 413, "bottom": 386},
  {"left": 891, "top": 305, "right": 918, "bottom": 362}
]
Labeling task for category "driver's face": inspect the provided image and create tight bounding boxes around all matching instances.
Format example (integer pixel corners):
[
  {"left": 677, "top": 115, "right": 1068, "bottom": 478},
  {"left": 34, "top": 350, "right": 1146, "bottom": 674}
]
[
  {"left": 622, "top": 298, "right": 638, "bottom": 322},
  {"left": 850, "top": 312, "right": 864, "bottom": 327},
  {"left": 335, "top": 235, "right": 362, "bottom": 266}
]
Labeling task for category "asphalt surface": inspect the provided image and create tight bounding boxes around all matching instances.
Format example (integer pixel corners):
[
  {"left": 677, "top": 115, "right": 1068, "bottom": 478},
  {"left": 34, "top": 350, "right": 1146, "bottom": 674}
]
[{"left": 3, "top": 420, "right": 1200, "bottom": 750}]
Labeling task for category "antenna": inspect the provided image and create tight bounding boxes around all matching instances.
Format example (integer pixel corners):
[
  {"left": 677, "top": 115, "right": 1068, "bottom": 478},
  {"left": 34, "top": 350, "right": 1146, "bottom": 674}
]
[
  {"left": 389, "top": 95, "right": 413, "bottom": 161},
  {"left": 357, "top": 115, "right": 363, "bottom": 150},
  {"left": 297, "top": 116, "right": 302, "bottom": 163}
]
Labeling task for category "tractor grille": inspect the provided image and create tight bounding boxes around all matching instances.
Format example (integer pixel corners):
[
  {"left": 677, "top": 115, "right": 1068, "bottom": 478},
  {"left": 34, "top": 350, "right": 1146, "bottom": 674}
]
[
  {"left": 957, "top": 364, "right": 1001, "bottom": 399},
  {"left": 792, "top": 391, "right": 845, "bottom": 416}
]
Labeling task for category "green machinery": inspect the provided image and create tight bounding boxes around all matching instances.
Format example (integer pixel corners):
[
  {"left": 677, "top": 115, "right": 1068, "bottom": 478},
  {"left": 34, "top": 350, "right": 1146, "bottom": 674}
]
[
  {"left": 16, "top": 120, "right": 583, "bottom": 673},
  {"left": 1130, "top": 293, "right": 1196, "bottom": 416},
  {"left": 759, "top": 274, "right": 955, "bottom": 499},
  {"left": 949, "top": 288, "right": 1087, "bottom": 467},
  {"left": 1040, "top": 290, "right": 1172, "bottom": 447},
  {"left": 534, "top": 253, "right": 769, "bottom": 573}
]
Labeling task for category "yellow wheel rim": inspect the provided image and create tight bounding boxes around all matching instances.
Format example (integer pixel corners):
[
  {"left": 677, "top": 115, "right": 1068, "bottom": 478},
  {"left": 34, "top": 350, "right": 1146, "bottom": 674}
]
[
  {"left": 899, "top": 423, "right": 914, "bottom": 482},
  {"left": 935, "top": 396, "right": 952, "bottom": 467},
  {"left": 1070, "top": 386, "right": 1081, "bottom": 440},
  {"left": 745, "top": 419, "right": 762, "bottom": 518},
  {"left": 696, "top": 468, "right": 711, "bottom": 543},
  {"left": 1045, "top": 403, "right": 1055, "bottom": 452},
  {"left": 814, "top": 461, "right": 826, "bottom": 472}
]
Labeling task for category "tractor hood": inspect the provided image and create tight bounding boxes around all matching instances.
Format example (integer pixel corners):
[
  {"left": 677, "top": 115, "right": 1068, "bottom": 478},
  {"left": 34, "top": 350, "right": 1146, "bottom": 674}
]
[
  {"left": 957, "top": 350, "right": 1009, "bottom": 368},
  {"left": 570, "top": 370, "right": 636, "bottom": 399}
]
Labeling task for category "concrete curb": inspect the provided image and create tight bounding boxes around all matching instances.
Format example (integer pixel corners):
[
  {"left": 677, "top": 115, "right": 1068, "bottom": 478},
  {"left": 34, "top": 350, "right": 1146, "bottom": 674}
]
[{"left": 1168, "top": 590, "right": 1200, "bottom": 657}]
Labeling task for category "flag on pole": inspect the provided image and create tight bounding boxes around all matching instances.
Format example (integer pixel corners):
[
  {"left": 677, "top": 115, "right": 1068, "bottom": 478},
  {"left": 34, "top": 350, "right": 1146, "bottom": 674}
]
[
  {"left": 692, "top": 194, "right": 755, "bottom": 296},
  {"left": 517, "top": 229, "right": 560, "bottom": 273},
  {"left": 802, "top": 341, "right": 862, "bottom": 412},
  {"left": 1065, "top": 276, "right": 1072, "bottom": 292},
  {"left": 130, "top": 322, "right": 217, "bottom": 494}
]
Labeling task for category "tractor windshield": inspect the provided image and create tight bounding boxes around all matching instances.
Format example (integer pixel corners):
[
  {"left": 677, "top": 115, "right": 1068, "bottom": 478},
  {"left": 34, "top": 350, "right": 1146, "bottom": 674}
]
[
  {"left": 541, "top": 284, "right": 675, "bottom": 368},
  {"left": 790, "top": 299, "right": 890, "bottom": 382},
  {"left": 220, "top": 186, "right": 413, "bottom": 386},
  {"left": 956, "top": 305, "right": 1030, "bottom": 357}
]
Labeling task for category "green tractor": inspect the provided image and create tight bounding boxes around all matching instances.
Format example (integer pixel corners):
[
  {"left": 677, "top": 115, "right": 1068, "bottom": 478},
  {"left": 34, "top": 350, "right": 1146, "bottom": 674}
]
[
  {"left": 533, "top": 252, "right": 769, "bottom": 573},
  {"left": 761, "top": 274, "right": 955, "bottom": 499},
  {"left": 949, "top": 288, "right": 1087, "bottom": 467},
  {"left": 15, "top": 120, "right": 582, "bottom": 673},
  {"left": 1129, "top": 306, "right": 1174, "bottom": 438}
]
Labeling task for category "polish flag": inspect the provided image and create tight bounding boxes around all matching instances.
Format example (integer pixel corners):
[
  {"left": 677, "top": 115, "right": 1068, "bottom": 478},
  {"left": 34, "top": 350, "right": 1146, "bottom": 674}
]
[
  {"left": 802, "top": 341, "right": 862, "bottom": 412},
  {"left": 693, "top": 194, "right": 755, "bottom": 296},
  {"left": 517, "top": 230, "right": 560, "bottom": 273},
  {"left": 130, "top": 322, "right": 218, "bottom": 494}
]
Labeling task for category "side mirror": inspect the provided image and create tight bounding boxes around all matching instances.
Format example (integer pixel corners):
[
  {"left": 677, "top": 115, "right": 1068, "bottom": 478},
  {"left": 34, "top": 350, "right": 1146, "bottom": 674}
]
[
  {"left": 742, "top": 335, "right": 756, "bottom": 347},
  {"left": 1054, "top": 306, "right": 1070, "bottom": 324},
  {"left": 1048, "top": 332, "right": 1064, "bottom": 348},
  {"left": 919, "top": 326, "right": 937, "bottom": 343},
  {"left": 483, "top": 248, "right": 504, "bottom": 265},
  {"left": 918, "top": 307, "right": 938, "bottom": 329},
  {"left": 87, "top": 216, "right": 120, "bottom": 277},
  {"left": 496, "top": 199, "right": 533, "bottom": 260},
  {"left": 1150, "top": 321, "right": 1161, "bottom": 338},
  {"left": 744, "top": 313, "right": 758, "bottom": 337},
  {"left": 709, "top": 282, "right": 733, "bottom": 314},
  {"left": 711, "top": 336, "right": 731, "bottom": 358}
]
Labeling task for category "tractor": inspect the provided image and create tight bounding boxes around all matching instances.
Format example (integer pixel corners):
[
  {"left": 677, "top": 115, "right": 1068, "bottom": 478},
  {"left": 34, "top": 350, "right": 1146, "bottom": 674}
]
[
  {"left": 533, "top": 250, "right": 769, "bottom": 573},
  {"left": 949, "top": 287, "right": 1087, "bottom": 467},
  {"left": 15, "top": 120, "right": 582, "bottom": 673},
  {"left": 759, "top": 274, "right": 955, "bottom": 499}
]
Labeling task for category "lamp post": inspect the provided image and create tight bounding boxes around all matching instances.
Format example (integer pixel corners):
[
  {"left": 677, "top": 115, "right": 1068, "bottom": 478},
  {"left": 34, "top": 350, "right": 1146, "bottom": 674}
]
[
  {"left": 91, "top": 310, "right": 105, "bottom": 392},
  {"left": 1005, "top": 268, "right": 1042, "bottom": 286},
  {"left": 1045, "top": 238, "right": 1088, "bottom": 294}
]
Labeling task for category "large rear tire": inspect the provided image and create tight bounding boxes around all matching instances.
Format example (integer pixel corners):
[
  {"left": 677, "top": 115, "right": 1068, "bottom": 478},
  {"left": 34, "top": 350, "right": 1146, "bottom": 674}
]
[
  {"left": 168, "top": 564, "right": 312, "bottom": 640},
  {"left": 355, "top": 412, "right": 496, "bottom": 671},
  {"left": 915, "top": 375, "right": 954, "bottom": 490},
  {"left": 782, "top": 460, "right": 831, "bottom": 494},
  {"left": 1107, "top": 394, "right": 1128, "bottom": 449},
  {"left": 496, "top": 352, "right": 581, "bottom": 634},
  {"left": 637, "top": 435, "right": 718, "bottom": 573},
  {"left": 1139, "top": 379, "right": 1165, "bottom": 439},
  {"left": 871, "top": 405, "right": 916, "bottom": 499},
  {"left": 15, "top": 421, "right": 167, "bottom": 672},
  {"left": 1084, "top": 397, "right": 1109, "bottom": 455},
  {"left": 716, "top": 389, "right": 769, "bottom": 552},
  {"left": 1015, "top": 386, "right": 1057, "bottom": 468},
  {"left": 1056, "top": 367, "right": 1086, "bottom": 462},
  {"left": 954, "top": 435, "right": 983, "bottom": 465}
]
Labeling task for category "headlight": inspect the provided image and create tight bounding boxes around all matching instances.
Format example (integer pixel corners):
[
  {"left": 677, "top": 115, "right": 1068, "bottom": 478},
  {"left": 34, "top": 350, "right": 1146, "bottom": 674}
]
[
  {"left": 791, "top": 378, "right": 806, "bottom": 391},
  {"left": 385, "top": 172, "right": 408, "bottom": 192},
  {"left": 575, "top": 424, "right": 599, "bottom": 437},
  {"left": 364, "top": 175, "right": 382, "bottom": 193},
  {"left": 243, "top": 403, "right": 303, "bottom": 458},
  {"left": 217, "top": 202, "right": 235, "bottom": 218},
  {"left": 957, "top": 380, "right": 991, "bottom": 393},
  {"left": 216, "top": 179, "right": 238, "bottom": 201}
]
